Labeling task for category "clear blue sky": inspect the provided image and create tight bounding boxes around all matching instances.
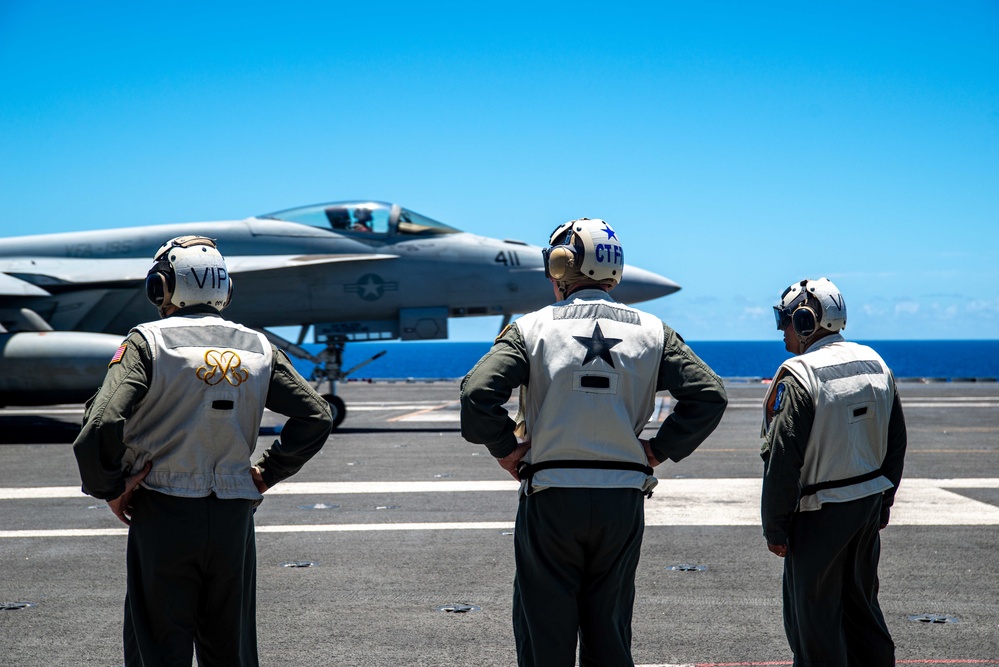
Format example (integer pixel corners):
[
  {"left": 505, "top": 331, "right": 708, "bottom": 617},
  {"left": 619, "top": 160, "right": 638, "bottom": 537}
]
[{"left": 1, "top": 1, "right": 996, "bottom": 341}]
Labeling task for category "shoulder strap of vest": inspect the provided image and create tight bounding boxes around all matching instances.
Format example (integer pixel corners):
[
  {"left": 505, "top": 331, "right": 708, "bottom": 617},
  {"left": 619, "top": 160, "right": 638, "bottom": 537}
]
[{"left": 517, "top": 460, "right": 655, "bottom": 497}]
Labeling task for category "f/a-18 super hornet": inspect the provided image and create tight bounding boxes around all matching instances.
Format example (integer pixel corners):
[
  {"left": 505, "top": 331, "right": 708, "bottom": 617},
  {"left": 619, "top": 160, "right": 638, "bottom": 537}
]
[{"left": 0, "top": 201, "right": 680, "bottom": 426}]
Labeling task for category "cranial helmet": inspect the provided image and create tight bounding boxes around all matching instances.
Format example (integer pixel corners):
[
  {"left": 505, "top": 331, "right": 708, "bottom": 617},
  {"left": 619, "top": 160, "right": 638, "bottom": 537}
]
[
  {"left": 773, "top": 277, "right": 846, "bottom": 337},
  {"left": 145, "top": 236, "right": 232, "bottom": 317},
  {"left": 542, "top": 218, "right": 624, "bottom": 291}
]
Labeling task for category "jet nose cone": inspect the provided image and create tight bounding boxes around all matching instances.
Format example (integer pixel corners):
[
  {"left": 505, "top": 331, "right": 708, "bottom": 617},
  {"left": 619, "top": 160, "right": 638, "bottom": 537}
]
[{"left": 614, "top": 265, "right": 681, "bottom": 304}]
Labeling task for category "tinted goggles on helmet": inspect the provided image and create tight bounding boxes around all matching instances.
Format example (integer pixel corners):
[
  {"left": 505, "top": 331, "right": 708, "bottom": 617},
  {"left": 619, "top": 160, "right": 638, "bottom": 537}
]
[
  {"left": 773, "top": 305, "right": 793, "bottom": 330},
  {"left": 773, "top": 283, "right": 804, "bottom": 330}
]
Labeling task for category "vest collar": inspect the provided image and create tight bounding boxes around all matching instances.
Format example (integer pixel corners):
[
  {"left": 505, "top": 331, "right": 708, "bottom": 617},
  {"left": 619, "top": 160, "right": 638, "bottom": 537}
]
[
  {"left": 804, "top": 332, "right": 845, "bottom": 354},
  {"left": 561, "top": 288, "right": 614, "bottom": 305},
  {"left": 167, "top": 304, "right": 224, "bottom": 319}
]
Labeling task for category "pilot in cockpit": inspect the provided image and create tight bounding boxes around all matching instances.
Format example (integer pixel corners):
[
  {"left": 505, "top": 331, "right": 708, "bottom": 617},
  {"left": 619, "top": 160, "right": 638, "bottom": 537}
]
[
  {"left": 325, "top": 207, "right": 351, "bottom": 231},
  {"left": 352, "top": 207, "right": 373, "bottom": 232}
]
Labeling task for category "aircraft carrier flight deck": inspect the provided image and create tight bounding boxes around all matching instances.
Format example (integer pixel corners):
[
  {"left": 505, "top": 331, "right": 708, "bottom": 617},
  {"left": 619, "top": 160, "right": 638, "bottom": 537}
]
[{"left": 1, "top": 381, "right": 998, "bottom": 666}]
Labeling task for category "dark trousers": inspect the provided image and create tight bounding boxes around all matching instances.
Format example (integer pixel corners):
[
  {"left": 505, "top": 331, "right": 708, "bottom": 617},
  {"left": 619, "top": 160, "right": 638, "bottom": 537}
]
[
  {"left": 513, "top": 487, "right": 645, "bottom": 667},
  {"left": 123, "top": 490, "right": 258, "bottom": 667},
  {"left": 783, "top": 494, "right": 895, "bottom": 667}
]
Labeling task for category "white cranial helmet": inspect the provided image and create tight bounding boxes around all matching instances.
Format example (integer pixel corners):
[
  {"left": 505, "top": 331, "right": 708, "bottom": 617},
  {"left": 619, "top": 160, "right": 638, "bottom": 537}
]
[
  {"left": 542, "top": 217, "right": 624, "bottom": 289},
  {"left": 145, "top": 236, "right": 232, "bottom": 317},
  {"left": 774, "top": 277, "right": 847, "bottom": 336}
]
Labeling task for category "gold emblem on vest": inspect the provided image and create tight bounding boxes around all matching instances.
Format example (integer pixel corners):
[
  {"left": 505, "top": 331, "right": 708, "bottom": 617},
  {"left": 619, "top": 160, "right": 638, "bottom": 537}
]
[{"left": 196, "top": 349, "right": 249, "bottom": 386}]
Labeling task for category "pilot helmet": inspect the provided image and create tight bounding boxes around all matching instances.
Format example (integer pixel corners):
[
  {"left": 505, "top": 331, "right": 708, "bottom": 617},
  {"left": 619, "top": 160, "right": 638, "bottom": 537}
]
[
  {"left": 542, "top": 217, "right": 624, "bottom": 290},
  {"left": 145, "top": 236, "right": 232, "bottom": 317},
  {"left": 773, "top": 277, "right": 846, "bottom": 337},
  {"left": 354, "top": 207, "right": 373, "bottom": 224}
]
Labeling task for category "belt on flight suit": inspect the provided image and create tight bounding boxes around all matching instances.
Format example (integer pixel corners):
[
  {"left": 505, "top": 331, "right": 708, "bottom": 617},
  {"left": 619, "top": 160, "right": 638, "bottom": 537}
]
[
  {"left": 516, "top": 460, "right": 656, "bottom": 497},
  {"left": 799, "top": 467, "right": 886, "bottom": 499}
]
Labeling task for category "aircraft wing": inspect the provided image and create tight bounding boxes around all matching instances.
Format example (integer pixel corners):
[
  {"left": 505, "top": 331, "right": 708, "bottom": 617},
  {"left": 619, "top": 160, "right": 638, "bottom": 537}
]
[
  {"left": 0, "top": 271, "right": 52, "bottom": 296},
  {"left": 224, "top": 253, "right": 398, "bottom": 274},
  {"left": 0, "top": 257, "right": 152, "bottom": 288},
  {"left": 0, "top": 253, "right": 400, "bottom": 292}
]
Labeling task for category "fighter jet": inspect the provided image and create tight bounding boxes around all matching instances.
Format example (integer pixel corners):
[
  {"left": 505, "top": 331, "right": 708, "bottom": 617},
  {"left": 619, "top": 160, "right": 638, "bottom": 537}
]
[{"left": 0, "top": 201, "right": 680, "bottom": 426}]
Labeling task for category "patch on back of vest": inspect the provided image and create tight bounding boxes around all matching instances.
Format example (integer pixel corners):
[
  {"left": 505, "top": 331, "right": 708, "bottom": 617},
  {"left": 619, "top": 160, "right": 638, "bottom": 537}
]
[
  {"left": 572, "top": 322, "right": 622, "bottom": 368},
  {"left": 573, "top": 370, "right": 618, "bottom": 394},
  {"left": 160, "top": 326, "right": 265, "bottom": 354},
  {"left": 553, "top": 303, "right": 640, "bottom": 325},
  {"left": 580, "top": 375, "right": 610, "bottom": 388},
  {"left": 814, "top": 359, "right": 883, "bottom": 381},
  {"left": 849, "top": 400, "right": 875, "bottom": 423},
  {"left": 196, "top": 349, "right": 249, "bottom": 387}
]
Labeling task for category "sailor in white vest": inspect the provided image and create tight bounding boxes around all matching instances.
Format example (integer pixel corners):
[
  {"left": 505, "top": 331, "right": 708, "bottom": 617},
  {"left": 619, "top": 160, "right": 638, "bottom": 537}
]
[
  {"left": 761, "top": 278, "right": 907, "bottom": 667},
  {"left": 460, "top": 218, "right": 727, "bottom": 667},
  {"left": 74, "top": 236, "right": 333, "bottom": 667}
]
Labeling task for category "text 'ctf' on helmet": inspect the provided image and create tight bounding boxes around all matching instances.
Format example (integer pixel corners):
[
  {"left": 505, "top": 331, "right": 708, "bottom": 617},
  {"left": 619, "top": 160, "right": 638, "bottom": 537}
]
[
  {"left": 774, "top": 277, "right": 847, "bottom": 337},
  {"left": 542, "top": 218, "right": 624, "bottom": 288},
  {"left": 145, "top": 236, "right": 233, "bottom": 317}
]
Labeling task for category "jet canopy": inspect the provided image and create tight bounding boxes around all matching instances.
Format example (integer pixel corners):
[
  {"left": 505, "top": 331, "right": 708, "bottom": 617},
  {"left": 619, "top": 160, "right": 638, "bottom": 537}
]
[{"left": 260, "top": 201, "right": 460, "bottom": 237}]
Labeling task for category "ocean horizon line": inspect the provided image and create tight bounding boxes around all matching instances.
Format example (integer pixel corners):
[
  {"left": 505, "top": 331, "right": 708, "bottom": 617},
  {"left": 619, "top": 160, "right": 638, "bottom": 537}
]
[{"left": 285, "top": 339, "right": 999, "bottom": 384}]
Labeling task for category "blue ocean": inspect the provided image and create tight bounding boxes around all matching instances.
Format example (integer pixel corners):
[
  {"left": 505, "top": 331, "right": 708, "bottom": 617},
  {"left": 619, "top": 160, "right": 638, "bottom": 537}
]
[{"left": 291, "top": 339, "right": 999, "bottom": 382}]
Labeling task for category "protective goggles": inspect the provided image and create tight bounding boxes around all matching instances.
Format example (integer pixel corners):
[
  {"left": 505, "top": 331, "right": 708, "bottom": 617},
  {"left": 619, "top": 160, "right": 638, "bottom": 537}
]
[
  {"left": 773, "top": 305, "right": 792, "bottom": 330},
  {"left": 773, "top": 282, "right": 806, "bottom": 330}
]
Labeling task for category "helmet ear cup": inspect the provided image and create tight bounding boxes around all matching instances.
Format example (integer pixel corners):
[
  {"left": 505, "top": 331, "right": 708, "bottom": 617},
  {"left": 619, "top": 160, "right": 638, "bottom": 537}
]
[
  {"left": 545, "top": 245, "right": 577, "bottom": 280},
  {"left": 145, "top": 268, "right": 173, "bottom": 307},
  {"left": 791, "top": 306, "right": 818, "bottom": 337}
]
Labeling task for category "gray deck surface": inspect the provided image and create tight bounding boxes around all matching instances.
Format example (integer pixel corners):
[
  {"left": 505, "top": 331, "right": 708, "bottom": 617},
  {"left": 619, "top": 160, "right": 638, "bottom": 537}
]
[{"left": 1, "top": 380, "right": 997, "bottom": 666}]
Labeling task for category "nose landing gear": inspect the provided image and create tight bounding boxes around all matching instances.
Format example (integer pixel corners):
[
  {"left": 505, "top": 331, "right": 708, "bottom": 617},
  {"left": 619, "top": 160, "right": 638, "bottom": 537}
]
[{"left": 256, "top": 329, "right": 385, "bottom": 431}]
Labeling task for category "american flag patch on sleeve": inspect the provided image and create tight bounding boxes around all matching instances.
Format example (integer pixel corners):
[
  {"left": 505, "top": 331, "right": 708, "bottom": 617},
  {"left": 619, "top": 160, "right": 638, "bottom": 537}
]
[{"left": 109, "top": 344, "right": 128, "bottom": 367}]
